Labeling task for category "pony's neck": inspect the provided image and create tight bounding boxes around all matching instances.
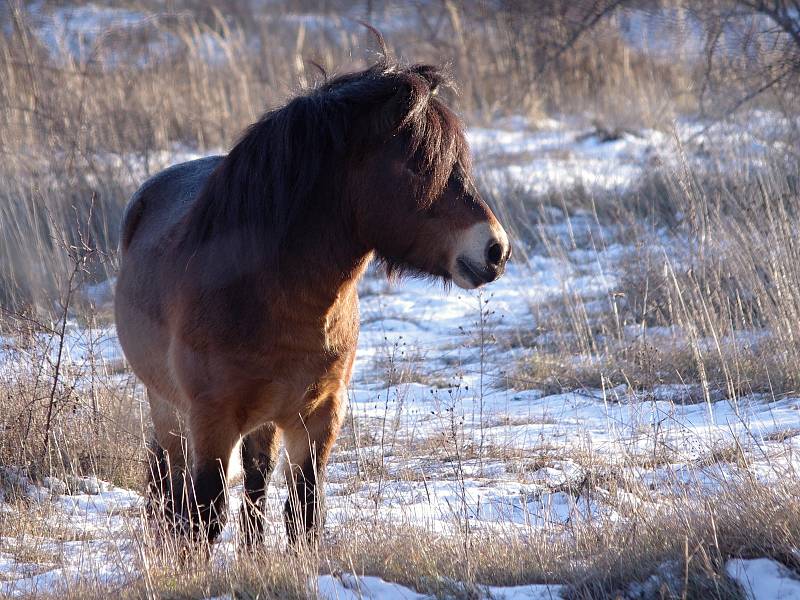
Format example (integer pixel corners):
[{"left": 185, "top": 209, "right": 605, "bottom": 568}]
[{"left": 277, "top": 202, "right": 373, "bottom": 302}]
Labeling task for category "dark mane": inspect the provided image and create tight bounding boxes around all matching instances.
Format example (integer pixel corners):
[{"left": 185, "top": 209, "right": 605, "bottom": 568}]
[{"left": 178, "top": 61, "right": 470, "bottom": 262}]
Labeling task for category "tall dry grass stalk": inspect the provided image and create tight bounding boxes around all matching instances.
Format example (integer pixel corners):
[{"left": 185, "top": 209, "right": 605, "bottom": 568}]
[
  {"left": 3, "top": 449, "right": 799, "bottom": 598},
  {"left": 0, "top": 4, "right": 354, "bottom": 308}
]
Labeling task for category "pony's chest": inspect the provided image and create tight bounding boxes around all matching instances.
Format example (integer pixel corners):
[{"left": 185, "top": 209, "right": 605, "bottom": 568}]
[
  {"left": 323, "top": 299, "right": 360, "bottom": 352},
  {"left": 257, "top": 322, "right": 357, "bottom": 425},
  {"left": 274, "top": 288, "right": 360, "bottom": 353}
]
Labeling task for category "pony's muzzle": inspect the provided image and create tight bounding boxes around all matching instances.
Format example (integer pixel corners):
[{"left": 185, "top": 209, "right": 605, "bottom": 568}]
[{"left": 451, "top": 222, "right": 510, "bottom": 289}]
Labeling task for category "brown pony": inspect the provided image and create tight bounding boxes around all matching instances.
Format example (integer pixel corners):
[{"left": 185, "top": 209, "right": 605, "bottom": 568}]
[{"left": 114, "top": 59, "right": 510, "bottom": 548}]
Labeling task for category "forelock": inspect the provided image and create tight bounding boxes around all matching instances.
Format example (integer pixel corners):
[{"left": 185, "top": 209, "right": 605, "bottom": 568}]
[
  {"left": 390, "top": 65, "right": 467, "bottom": 203},
  {"left": 315, "top": 61, "right": 469, "bottom": 202}
]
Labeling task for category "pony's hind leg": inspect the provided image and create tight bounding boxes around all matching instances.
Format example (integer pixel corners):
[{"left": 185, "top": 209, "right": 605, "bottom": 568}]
[
  {"left": 146, "top": 390, "right": 187, "bottom": 530},
  {"left": 239, "top": 422, "right": 281, "bottom": 548},
  {"left": 282, "top": 395, "right": 346, "bottom": 547}
]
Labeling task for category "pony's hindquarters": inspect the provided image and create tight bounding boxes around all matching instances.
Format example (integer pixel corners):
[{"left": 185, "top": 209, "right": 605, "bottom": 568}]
[{"left": 114, "top": 155, "right": 222, "bottom": 409}]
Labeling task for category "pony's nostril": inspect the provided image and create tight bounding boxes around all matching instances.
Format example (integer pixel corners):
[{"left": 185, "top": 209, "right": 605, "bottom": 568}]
[{"left": 487, "top": 241, "right": 504, "bottom": 267}]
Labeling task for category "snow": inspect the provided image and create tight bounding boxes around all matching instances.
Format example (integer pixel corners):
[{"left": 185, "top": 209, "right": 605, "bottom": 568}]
[
  {"left": 29, "top": 2, "right": 167, "bottom": 67},
  {"left": 23, "top": 1, "right": 426, "bottom": 68},
  {"left": 468, "top": 112, "right": 798, "bottom": 196},
  {"left": 316, "top": 574, "right": 563, "bottom": 600},
  {"left": 318, "top": 574, "right": 430, "bottom": 600},
  {"left": 4, "top": 231, "right": 799, "bottom": 593},
  {"left": 617, "top": 7, "right": 707, "bottom": 59},
  {"left": 1, "top": 0, "right": 798, "bottom": 594},
  {"left": 0, "top": 481, "right": 142, "bottom": 598},
  {"left": 468, "top": 119, "right": 660, "bottom": 194},
  {"left": 726, "top": 558, "right": 800, "bottom": 600}
]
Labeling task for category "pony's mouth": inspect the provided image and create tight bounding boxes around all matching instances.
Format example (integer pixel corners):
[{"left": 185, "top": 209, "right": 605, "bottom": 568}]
[{"left": 456, "top": 257, "right": 496, "bottom": 288}]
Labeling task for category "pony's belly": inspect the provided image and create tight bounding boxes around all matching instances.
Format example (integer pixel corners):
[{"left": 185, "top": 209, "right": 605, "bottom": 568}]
[{"left": 231, "top": 378, "right": 300, "bottom": 432}]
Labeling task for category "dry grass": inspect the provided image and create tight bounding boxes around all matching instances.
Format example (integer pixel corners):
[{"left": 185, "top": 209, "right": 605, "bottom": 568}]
[
  {"left": 493, "top": 159, "right": 800, "bottom": 399},
  {"left": 1, "top": 315, "right": 798, "bottom": 598},
  {"left": 5, "top": 474, "right": 800, "bottom": 598},
  {"left": 0, "top": 312, "right": 146, "bottom": 487},
  {"left": 2, "top": 1, "right": 800, "bottom": 598}
]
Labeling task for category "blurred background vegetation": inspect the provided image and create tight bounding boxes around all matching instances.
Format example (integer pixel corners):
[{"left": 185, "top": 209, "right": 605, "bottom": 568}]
[{"left": 1, "top": 0, "right": 798, "bottom": 313}]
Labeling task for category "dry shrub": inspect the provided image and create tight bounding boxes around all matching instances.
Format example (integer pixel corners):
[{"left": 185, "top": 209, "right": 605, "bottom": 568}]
[{"left": 0, "top": 309, "right": 145, "bottom": 487}]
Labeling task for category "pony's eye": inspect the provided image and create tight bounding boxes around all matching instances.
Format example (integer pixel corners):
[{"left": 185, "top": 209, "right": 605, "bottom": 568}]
[
  {"left": 406, "top": 156, "right": 431, "bottom": 176},
  {"left": 405, "top": 164, "right": 422, "bottom": 178}
]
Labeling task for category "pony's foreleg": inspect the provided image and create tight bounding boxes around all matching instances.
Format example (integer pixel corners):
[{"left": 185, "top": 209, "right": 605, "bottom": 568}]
[
  {"left": 185, "top": 410, "right": 240, "bottom": 545},
  {"left": 282, "top": 394, "right": 346, "bottom": 547},
  {"left": 239, "top": 422, "right": 281, "bottom": 548}
]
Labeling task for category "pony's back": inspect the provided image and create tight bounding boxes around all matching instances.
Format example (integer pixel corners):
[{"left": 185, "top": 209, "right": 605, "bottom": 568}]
[{"left": 120, "top": 155, "right": 223, "bottom": 253}]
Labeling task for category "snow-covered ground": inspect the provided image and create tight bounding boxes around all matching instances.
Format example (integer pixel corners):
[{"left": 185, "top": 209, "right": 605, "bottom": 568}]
[
  {"left": 3, "top": 206, "right": 800, "bottom": 597},
  {"left": 1, "top": 57, "right": 799, "bottom": 598},
  {"left": 469, "top": 112, "right": 799, "bottom": 195}
]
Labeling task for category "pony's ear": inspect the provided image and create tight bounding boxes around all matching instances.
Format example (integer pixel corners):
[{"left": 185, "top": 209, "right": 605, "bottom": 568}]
[
  {"left": 411, "top": 64, "right": 445, "bottom": 95},
  {"left": 363, "top": 65, "right": 445, "bottom": 143},
  {"left": 376, "top": 70, "right": 434, "bottom": 137},
  {"left": 307, "top": 58, "right": 328, "bottom": 83},
  {"left": 358, "top": 21, "right": 390, "bottom": 65}
]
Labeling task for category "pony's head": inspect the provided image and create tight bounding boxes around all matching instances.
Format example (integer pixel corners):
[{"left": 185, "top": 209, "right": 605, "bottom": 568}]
[
  {"left": 183, "top": 61, "right": 509, "bottom": 289},
  {"left": 329, "top": 62, "right": 511, "bottom": 289}
]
